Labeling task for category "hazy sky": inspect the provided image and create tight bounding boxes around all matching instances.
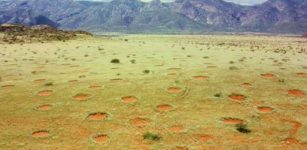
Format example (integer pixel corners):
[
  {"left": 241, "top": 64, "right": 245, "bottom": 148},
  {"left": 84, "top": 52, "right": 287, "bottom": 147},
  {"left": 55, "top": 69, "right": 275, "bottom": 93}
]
[{"left": 79, "top": 0, "right": 268, "bottom": 5}]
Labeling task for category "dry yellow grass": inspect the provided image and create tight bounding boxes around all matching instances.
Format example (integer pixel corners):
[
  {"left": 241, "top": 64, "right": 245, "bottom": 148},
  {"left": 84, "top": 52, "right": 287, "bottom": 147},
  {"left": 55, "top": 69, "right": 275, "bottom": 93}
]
[{"left": 0, "top": 35, "right": 306, "bottom": 149}]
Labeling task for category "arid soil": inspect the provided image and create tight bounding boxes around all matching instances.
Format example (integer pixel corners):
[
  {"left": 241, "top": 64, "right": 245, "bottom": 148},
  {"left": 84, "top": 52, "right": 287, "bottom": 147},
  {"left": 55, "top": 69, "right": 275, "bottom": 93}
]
[{"left": 0, "top": 35, "right": 306, "bottom": 149}]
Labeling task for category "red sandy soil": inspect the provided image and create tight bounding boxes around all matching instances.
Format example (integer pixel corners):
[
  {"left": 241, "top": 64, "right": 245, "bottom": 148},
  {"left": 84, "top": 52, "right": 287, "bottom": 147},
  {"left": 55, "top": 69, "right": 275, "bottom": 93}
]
[
  {"left": 261, "top": 73, "right": 276, "bottom": 79},
  {"left": 32, "top": 130, "right": 50, "bottom": 138},
  {"left": 167, "top": 87, "right": 182, "bottom": 94},
  {"left": 130, "top": 117, "right": 151, "bottom": 127},
  {"left": 288, "top": 89, "right": 305, "bottom": 96},
  {"left": 193, "top": 76, "right": 208, "bottom": 80},
  {"left": 121, "top": 96, "right": 138, "bottom": 103},
  {"left": 228, "top": 93, "right": 246, "bottom": 102},
  {"left": 169, "top": 125, "right": 184, "bottom": 133},
  {"left": 73, "top": 93, "right": 91, "bottom": 101},
  {"left": 87, "top": 112, "right": 108, "bottom": 121},
  {"left": 222, "top": 118, "right": 245, "bottom": 125},
  {"left": 36, "top": 104, "right": 52, "bottom": 111},
  {"left": 37, "top": 90, "right": 53, "bottom": 96},
  {"left": 156, "top": 104, "right": 174, "bottom": 112},
  {"left": 256, "top": 106, "right": 274, "bottom": 113},
  {"left": 93, "top": 134, "right": 109, "bottom": 144}
]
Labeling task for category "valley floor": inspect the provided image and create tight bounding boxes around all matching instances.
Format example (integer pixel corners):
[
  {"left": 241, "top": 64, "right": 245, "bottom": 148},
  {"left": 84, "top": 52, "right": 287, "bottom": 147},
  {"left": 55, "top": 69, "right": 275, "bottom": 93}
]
[{"left": 0, "top": 35, "right": 307, "bottom": 149}]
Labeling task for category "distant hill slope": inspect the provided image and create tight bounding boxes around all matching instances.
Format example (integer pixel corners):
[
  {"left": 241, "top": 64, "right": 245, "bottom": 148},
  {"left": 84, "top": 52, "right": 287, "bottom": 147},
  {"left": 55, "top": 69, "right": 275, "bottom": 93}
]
[{"left": 0, "top": 0, "right": 307, "bottom": 34}]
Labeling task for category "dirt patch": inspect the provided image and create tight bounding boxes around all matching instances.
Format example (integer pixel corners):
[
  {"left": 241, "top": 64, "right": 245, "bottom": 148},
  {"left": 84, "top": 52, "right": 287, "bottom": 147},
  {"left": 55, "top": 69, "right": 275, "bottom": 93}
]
[
  {"left": 68, "top": 80, "right": 78, "bottom": 83},
  {"left": 261, "top": 73, "right": 276, "bottom": 79},
  {"left": 296, "top": 73, "right": 307, "bottom": 77},
  {"left": 130, "top": 117, "right": 151, "bottom": 127},
  {"left": 222, "top": 117, "right": 245, "bottom": 125},
  {"left": 256, "top": 106, "right": 274, "bottom": 113},
  {"left": 156, "top": 104, "right": 174, "bottom": 112},
  {"left": 1, "top": 85, "right": 15, "bottom": 89},
  {"left": 171, "top": 146, "right": 189, "bottom": 150},
  {"left": 167, "top": 87, "right": 182, "bottom": 94},
  {"left": 198, "top": 134, "right": 214, "bottom": 142},
  {"left": 36, "top": 104, "right": 52, "bottom": 111},
  {"left": 241, "top": 83, "right": 252, "bottom": 88},
  {"left": 89, "top": 85, "right": 102, "bottom": 90},
  {"left": 169, "top": 125, "right": 184, "bottom": 133},
  {"left": 87, "top": 112, "right": 108, "bottom": 121},
  {"left": 37, "top": 90, "right": 53, "bottom": 96},
  {"left": 288, "top": 89, "right": 305, "bottom": 96},
  {"left": 93, "top": 134, "right": 109, "bottom": 144},
  {"left": 281, "top": 137, "right": 300, "bottom": 145},
  {"left": 32, "top": 130, "right": 50, "bottom": 138},
  {"left": 121, "top": 96, "right": 138, "bottom": 103},
  {"left": 228, "top": 93, "right": 246, "bottom": 102},
  {"left": 73, "top": 93, "right": 91, "bottom": 101},
  {"left": 193, "top": 76, "right": 208, "bottom": 81},
  {"left": 34, "top": 79, "right": 46, "bottom": 83}
]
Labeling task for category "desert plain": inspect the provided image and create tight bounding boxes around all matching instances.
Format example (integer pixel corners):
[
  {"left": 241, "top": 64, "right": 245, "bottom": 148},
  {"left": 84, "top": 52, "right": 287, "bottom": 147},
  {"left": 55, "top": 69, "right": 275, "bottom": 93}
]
[{"left": 0, "top": 34, "right": 306, "bottom": 149}]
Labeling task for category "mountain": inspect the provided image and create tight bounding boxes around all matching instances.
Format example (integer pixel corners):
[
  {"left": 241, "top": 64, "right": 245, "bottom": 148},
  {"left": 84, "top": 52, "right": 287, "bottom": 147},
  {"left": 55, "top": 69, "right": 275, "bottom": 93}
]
[{"left": 0, "top": 0, "right": 306, "bottom": 34}]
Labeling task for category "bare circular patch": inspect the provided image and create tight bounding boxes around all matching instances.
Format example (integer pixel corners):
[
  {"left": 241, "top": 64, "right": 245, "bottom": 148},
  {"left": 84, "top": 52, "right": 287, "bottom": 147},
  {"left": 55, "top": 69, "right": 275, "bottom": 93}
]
[
  {"left": 221, "top": 117, "right": 244, "bottom": 125},
  {"left": 32, "top": 130, "right": 50, "bottom": 138},
  {"left": 36, "top": 104, "right": 52, "bottom": 111},
  {"left": 228, "top": 93, "right": 246, "bottom": 102},
  {"left": 121, "top": 96, "right": 138, "bottom": 103},
  {"left": 2, "top": 85, "right": 15, "bottom": 89},
  {"left": 110, "top": 78, "right": 123, "bottom": 82},
  {"left": 93, "top": 134, "right": 109, "bottom": 144},
  {"left": 171, "top": 146, "right": 189, "bottom": 150},
  {"left": 89, "top": 85, "right": 102, "bottom": 90},
  {"left": 198, "top": 134, "right": 214, "bottom": 142},
  {"left": 167, "top": 87, "right": 182, "bottom": 94},
  {"left": 281, "top": 137, "right": 299, "bottom": 145},
  {"left": 68, "top": 80, "right": 78, "bottom": 83},
  {"left": 296, "top": 72, "right": 307, "bottom": 77},
  {"left": 34, "top": 79, "right": 46, "bottom": 83},
  {"left": 288, "top": 89, "right": 305, "bottom": 96},
  {"left": 87, "top": 112, "right": 108, "bottom": 121},
  {"left": 193, "top": 76, "right": 208, "bottom": 81},
  {"left": 241, "top": 83, "right": 252, "bottom": 88},
  {"left": 261, "top": 73, "right": 276, "bottom": 79},
  {"left": 37, "top": 90, "right": 53, "bottom": 96},
  {"left": 256, "top": 106, "right": 274, "bottom": 113},
  {"left": 167, "top": 68, "right": 181, "bottom": 71},
  {"left": 130, "top": 117, "right": 150, "bottom": 127},
  {"left": 169, "top": 125, "right": 183, "bottom": 133},
  {"left": 73, "top": 93, "right": 91, "bottom": 101},
  {"left": 156, "top": 104, "right": 174, "bottom": 112}
]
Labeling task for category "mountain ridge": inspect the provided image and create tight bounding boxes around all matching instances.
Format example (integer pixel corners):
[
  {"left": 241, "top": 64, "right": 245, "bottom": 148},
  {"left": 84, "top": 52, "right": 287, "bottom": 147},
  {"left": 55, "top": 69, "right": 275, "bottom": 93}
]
[{"left": 0, "top": 0, "right": 306, "bottom": 34}]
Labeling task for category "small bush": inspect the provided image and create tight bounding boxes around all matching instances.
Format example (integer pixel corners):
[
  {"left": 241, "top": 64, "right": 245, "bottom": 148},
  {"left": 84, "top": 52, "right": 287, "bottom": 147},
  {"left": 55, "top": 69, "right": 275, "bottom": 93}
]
[
  {"left": 143, "top": 132, "right": 161, "bottom": 141},
  {"left": 143, "top": 70, "right": 150, "bottom": 74},
  {"left": 130, "top": 59, "right": 136, "bottom": 64},
  {"left": 111, "top": 59, "right": 120, "bottom": 64},
  {"left": 236, "top": 124, "right": 251, "bottom": 134},
  {"left": 214, "top": 93, "right": 222, "bottom": 98},
  {"left": 44, "top": 82, "right": 53, "bottom": 86}
]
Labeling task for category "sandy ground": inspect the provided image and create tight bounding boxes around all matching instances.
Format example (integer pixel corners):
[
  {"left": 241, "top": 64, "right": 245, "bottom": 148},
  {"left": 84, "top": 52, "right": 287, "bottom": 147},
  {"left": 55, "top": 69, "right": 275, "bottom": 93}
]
[{"left": 0, "top": 35, "right": 307, "bottom": 150}]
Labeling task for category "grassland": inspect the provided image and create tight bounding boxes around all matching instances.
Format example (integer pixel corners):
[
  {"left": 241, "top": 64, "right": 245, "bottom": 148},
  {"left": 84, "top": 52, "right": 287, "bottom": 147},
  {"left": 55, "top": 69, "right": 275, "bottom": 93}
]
[{"left": 0, "top": 35, "right": 306, "bottom": 149}]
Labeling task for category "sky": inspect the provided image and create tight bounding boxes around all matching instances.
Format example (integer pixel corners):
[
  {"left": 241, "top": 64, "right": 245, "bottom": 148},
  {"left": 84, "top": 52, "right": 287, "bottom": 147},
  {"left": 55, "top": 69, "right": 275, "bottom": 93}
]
[{"left": 78, "top": 0, "right": 268, "bottom": 5}]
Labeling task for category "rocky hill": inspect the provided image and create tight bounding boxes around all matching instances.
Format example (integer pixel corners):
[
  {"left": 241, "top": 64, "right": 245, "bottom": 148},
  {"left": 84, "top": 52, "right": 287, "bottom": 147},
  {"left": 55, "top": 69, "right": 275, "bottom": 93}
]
[
  {"left": 0, "top": 0, "right": 306, "bottom": 34},
  {"left": 0, "top": 24, "right": 92, "bottom": 43}
]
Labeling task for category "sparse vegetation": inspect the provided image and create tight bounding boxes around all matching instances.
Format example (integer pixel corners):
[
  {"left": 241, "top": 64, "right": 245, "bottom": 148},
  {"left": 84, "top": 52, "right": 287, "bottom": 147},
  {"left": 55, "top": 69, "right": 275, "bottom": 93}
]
[
  {"left": 111, "top": 59, "right": 120, "bottom": 64},
  {"left": 143, "top": 70, "right": 150, "bottom": 74},
  {"left": 44, "top": 82, "right": 53, "bottom": 86},
  {"left": 143, "top": 132, "right": 161, "bottom": 141},
  {"left": 0, "top": 24, "right": 92, "bottom": 44},
  {"left": 236, "top": 124, "right": 251, "bottom": 134},
  {"left": 214, "top": 93, "right": 222, "bottom": 98}
]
